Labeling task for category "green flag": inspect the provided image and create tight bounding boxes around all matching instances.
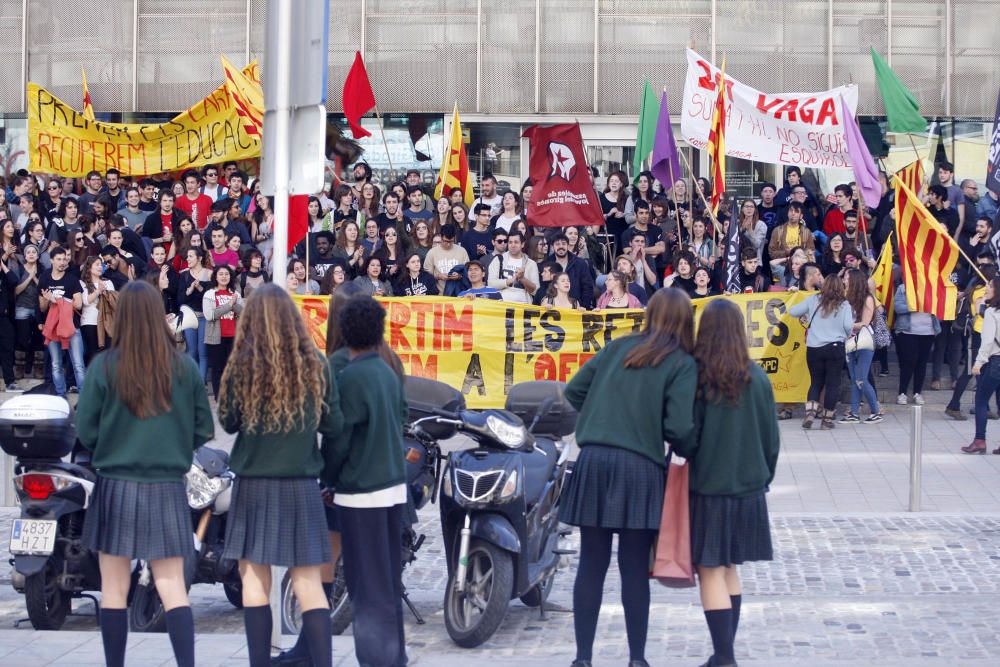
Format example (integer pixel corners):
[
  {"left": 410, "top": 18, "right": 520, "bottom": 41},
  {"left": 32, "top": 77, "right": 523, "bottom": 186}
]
[
  {"left": 632, "top": 80, "right": 660, "bottom": 181},
  {"left": 871, "top": 48, "right": 927, "bottom": 134}
]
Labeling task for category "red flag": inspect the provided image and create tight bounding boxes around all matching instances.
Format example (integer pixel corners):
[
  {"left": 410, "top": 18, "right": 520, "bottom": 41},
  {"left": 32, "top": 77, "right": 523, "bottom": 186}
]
[
  {"left": 342, "top": 51, "right": 375, "bottom": 139},
  {"left": 287, "top": 194, "right": 310, "bottom": 254},
  {"left": 521, "top": 123, "right": 604, "bottom": 228}
]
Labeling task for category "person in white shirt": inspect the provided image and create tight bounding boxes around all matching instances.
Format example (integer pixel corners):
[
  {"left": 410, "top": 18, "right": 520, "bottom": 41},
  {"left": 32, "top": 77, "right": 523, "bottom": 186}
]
[
  {"left": 471, "top": 173, "right": 503, "bottom": 217},
  {"left": 487, "top": 231, "right": 539, "bottom": 303},
  {"left": 199, "top": 166, "right": 228, "bottom": 202}
]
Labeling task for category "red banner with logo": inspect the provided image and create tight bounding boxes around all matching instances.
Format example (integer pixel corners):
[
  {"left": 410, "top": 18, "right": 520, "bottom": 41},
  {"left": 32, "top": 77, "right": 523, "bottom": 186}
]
[{"left": 522, "top": 123, "right": 605, "bottom": 228}]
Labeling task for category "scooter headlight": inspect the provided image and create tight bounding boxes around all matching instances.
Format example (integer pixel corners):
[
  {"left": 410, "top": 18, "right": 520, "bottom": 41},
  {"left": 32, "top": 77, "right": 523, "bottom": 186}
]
[
  {"left": 499, "top": 470, "right": 518, "bottom": 499},
  {"left": 486, "top": 414, "right": 526, "bottom": 448},
  {"left": 184, "top": 466, "right": 226, "bottom": 510}
]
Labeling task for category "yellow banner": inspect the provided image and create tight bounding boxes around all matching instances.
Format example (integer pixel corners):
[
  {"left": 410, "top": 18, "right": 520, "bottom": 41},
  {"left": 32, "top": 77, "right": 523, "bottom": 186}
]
[
  {"left": 28, "top": 62, "right": 262, "bottom": 176},
  {"left": 294, "top": 291, "right": 810, "bottom": 408}
]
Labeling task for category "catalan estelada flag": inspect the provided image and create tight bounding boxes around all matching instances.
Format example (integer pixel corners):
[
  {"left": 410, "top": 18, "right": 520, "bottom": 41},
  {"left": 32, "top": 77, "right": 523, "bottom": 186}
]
[
  {"left": 706, "top": 59, "right": 727, "bottom": 216},
  {"left": 81, "top": 67, "right": 95, "bottom": 121},
  {"left": 221, "top": 55, "right": 263, "bottom": 137},
  {"left": 894, "top": 176, "right": 959, "bottom": 320},
  {"left": 895, "top": 160, "right": 924, "bottom": 197},
  {"left": 872, "top": 232, "right": 896, "bottom": 327},
  {"left": 435, "top": 103, "right": 475, "bottom": 208}
]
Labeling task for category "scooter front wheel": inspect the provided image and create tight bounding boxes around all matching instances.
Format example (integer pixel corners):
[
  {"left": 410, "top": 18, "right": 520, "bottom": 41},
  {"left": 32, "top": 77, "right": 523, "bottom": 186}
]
[{"left": 443, "top": 539, "right": 514, "bottom": 648}]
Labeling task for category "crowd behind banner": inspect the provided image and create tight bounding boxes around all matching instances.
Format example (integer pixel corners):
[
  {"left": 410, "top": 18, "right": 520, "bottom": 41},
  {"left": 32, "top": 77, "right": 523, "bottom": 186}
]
[{"left": 0, "top": 156, "right": 997, "bottom": 413}]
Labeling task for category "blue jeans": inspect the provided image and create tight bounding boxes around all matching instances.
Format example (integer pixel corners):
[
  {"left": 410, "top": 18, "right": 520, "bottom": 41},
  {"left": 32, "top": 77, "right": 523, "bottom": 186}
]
[
  {"left": 974, "top": 359, "right": 1000, "bottom": 439},
  {"left": 847, "top": 348, "right": 879, "bottom": 415},
  {"left": 183, "top": 316, "right": 208, "bottom": 381},
  {"left": 48, "top": 332, "right": 86, "bottom": 397}
]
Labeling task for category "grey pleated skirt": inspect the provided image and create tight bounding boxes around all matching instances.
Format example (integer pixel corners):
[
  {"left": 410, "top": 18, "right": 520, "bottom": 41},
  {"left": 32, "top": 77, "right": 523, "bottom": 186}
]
[
  {"left": 82, "top": 476, "right": 194, "bottom": 561},
  {"left": 690, "top": 491, "right": 773, "bottom": 567},
  {"left": 558, "top": 444, "right": 665, "bottom": 531},
  {"left": 223, "top": 477, "right": 332, "bottom": 567}
]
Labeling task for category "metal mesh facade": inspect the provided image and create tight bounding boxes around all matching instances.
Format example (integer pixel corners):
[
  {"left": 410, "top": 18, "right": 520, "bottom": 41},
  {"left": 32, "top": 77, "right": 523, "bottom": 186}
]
[
  {"left": 6, "top": 0, "right": 997, "bottom": 118},
  {"left": 597, "top": 2, "right": 711, "bottom": 115},
  {"left": 0, "top": 2, "right": 21, "bottom": 113}
]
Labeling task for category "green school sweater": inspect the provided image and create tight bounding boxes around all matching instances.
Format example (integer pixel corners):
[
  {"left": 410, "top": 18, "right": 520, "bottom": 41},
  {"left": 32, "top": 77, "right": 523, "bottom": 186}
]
[
  {"left": 673, "top": 363, "right": 781, "bottom": 497},
  {"left": 75, "top": 353, "right": 214, "bottom": 481},
  {"left": 322, "top": 352, "right": 408, "bottom": 493},
  {"left": 564, "top": 335, "right": 697, "bottom": 466},
  {"left": 221, "top": 352, "right": 344, "bottom": 478}
]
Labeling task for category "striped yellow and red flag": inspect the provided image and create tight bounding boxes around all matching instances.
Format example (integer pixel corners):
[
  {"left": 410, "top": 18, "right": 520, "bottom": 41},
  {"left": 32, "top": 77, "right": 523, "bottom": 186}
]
[
  {"left": 894, "top": 175, "right": 959, "bottom": 320},
  {"left": 706, "top": 59, "right": 727, "bottom": 216},
  {"left": 895, "top": 160, "right": 924, "bottom": 197},
  {"left": 81, "top": 67, "right": 95, "bottom": 121},
  {"left": 220, "top": 55, "right": 263, "bottom": 137},
  {"left": 872, "top": 232, "right": 896, "bottom": 327}
]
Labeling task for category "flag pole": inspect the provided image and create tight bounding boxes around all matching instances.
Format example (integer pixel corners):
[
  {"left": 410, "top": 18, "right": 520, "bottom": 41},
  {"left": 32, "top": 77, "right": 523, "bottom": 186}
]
[
  {"left": 575, "top": 118, "right": 615, "bottom": 267},
  {"left": 372, "top": 103, "right": 395, "bottom": 175},
  {"left": 662, "top": 86, "right": 686, "bottom": 253},
  {"left": 857, "top": 196, "right": 870, "bottom": 256},
  {"left": 678, "top": 148, "right": 722, "bottom": 239}
]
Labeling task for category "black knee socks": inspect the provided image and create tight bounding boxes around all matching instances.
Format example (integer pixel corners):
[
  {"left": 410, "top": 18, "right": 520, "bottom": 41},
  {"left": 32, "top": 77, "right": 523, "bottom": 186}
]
[
  {"left": 301, "top": 608, "right": 332, "bottom": 667},
  {"left": 244, "top": 604, "right": 273, "bottom": 667},
  {"left": 165, "top": 606, "right": 195, "bottom": 667},
  {"left": 705, "top": 609, "right": 735, "bottom": 665},
  {"left": 284, "top": 581, "right": 335, "bottom": 658},
  {"left": 100, "top": 607, "right": 128, "bottom": 667},
  {"left": 731, "top": 594, "right": 742, "bottom": 641}
]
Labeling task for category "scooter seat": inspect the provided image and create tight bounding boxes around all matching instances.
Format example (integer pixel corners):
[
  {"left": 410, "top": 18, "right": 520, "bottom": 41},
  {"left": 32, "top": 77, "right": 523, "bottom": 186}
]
[{"left": 521, "top": 440, "right": 558, "bottom": 507}]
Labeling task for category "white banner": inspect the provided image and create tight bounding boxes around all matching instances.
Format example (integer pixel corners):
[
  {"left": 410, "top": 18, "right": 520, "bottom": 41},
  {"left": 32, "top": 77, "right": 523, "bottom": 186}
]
[{"left": 680, "top": 49, "right": 860, "bottom": 168}]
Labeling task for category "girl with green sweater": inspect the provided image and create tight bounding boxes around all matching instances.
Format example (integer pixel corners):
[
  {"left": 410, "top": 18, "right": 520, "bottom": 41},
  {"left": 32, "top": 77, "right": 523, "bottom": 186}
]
[
  {"left": 675, "top": 299, "right": 781, "bottom": 667},
  {"left": 559, "top": 288, "right": 698, "bottom": 667}
]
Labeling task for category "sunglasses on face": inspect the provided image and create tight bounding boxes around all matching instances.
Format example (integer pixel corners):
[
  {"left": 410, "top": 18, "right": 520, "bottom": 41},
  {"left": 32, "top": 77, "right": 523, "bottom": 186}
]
[
  {"left": 47, "top": 186, "right": 59, "bottom": 191},
  {"left": 495, "top": 238, "right": 508, "bottom": 244},
  {"left": 74, "top": 237, "right": 84, "bottom": 243}
]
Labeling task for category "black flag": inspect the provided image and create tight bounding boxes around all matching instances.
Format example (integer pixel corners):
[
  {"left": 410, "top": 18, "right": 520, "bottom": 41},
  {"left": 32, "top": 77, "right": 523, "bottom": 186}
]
[
  {"left": 724, "top": 198, "right": 742, "bottom": 293},
  {"left": 987, "top": 89, "right": 1000, "bottom": 195}
]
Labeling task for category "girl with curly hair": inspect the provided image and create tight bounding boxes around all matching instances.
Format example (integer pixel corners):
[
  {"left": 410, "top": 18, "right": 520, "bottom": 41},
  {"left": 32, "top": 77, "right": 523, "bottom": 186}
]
[
  {"left": 675, "top": 299, "right": 779, "bottom": 667},
  {"left": 218, "top": 284, "right": 344, "bottom": 667}
]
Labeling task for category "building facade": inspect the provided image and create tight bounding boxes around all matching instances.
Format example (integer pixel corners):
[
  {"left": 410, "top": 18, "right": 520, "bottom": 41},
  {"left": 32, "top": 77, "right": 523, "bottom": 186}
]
[{"left": 1, "top": 0, "right": 995, "bottom": 194}]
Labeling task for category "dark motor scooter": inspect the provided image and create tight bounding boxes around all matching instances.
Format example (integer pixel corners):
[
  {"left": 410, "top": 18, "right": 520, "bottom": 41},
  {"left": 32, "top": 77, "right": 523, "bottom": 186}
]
[
  {"left": 425, "top": 381, "right": 577, "bottom": 648},
  {"left": 0, "top": 395, "right": 100, "bottom": 630}
]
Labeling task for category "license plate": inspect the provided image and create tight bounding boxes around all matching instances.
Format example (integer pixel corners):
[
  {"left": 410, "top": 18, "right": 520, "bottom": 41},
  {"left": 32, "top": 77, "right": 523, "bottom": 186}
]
[{"left": 9, "top": 519, "right": 58, "bottom": 556}]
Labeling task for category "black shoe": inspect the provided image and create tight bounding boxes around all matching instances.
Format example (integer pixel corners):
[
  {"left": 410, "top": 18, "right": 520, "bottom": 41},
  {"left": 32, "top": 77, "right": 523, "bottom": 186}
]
[
  {"left": 628, "top": 661, "right": 651, "bottom": 667},
  {"left": 270, "top": 650, "right": 312, "bottom": 667},
  {"left": 570, "top": 662, "right": 592, "bottom": 667}
]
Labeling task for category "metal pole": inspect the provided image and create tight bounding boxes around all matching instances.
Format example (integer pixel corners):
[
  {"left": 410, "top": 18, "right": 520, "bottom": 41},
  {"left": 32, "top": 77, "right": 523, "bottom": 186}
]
[
  {"left": 132, "top": 0, "right": 139, "bottom": 111},
  {"left": 534, "top": 0, "right": 540, "bottom": 114},
  {"left": 19, "top": 0, "right": 27, "bottom": 113},
  {"left": 475, "top": 0, "right": 482, "bottom": 113},
  {"left": 827, "top": 0, "right": 834, "bottom": 89},
  {"left": 592, "top": 0, "right": 599, "bottom": 114},
  {"left": 908, "top": 404, "right": 923, "bottom": 512},
  {"left": 886, "top": 0, "right": 892, "bottom": 68},
  {"left": 245, "top": 0, "right": 252, "bottom": 66},
  {"left": 360, "top": 0, "right": 367, "bottom": 61},
  {"left": 944, "top": 0, "right": 952, "bottom": 116}
]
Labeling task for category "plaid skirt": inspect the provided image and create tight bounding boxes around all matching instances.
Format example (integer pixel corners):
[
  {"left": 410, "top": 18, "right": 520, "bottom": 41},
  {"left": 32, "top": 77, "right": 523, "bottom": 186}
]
[
  {"left": 690, "top": 491, "right": 774, "bottom": 567},
  {"left": 558, "top": 444, "right": 665, "bottom": 531},
  {"left": 223, "top": 477, "right": 331, "bottom": 567},
  {"left": 82, "top": 477, "right": 194, "bottom": 561}
]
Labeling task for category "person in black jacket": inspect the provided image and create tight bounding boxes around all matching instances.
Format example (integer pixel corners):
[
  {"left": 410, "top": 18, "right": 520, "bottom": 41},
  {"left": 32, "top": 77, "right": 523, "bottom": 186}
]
[
  {"left": 0, "top": 248, "right": 20, "bottom": 390},
  {"left": 394, "top": 251, "right": 438, "bottom": 296},
  {"left": 550, "top": 233, "right": 595, "bottom": 309},
  {"left": 676, "top": 299, "right": 779, "bottom": 667}
]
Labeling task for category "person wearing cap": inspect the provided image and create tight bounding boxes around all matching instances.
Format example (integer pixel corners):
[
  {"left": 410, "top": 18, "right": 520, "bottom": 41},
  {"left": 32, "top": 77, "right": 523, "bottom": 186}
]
[{"left": 458, "top": 260, "right": 502, "bottom": 299}]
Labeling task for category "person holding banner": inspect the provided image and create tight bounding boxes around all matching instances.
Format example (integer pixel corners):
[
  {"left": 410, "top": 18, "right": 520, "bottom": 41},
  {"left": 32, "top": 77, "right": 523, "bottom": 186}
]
[
  {"left": 560, "top": 288, "right": 697, "bottom": 667},
  {"left": 673, "top": 298, "right": 779, "bottom": 667},
  {"left": 789, "top": 275, "right": 853, "bottom": 429}
]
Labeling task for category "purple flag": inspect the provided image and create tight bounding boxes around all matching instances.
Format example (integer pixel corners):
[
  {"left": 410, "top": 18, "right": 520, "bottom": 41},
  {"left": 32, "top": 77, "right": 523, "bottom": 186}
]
[
  {"left": 651, "top": 92, "right": 682, "bottom": 191},
  {"left": 841, "top": 96, "right": 881, "bottom": 208}
]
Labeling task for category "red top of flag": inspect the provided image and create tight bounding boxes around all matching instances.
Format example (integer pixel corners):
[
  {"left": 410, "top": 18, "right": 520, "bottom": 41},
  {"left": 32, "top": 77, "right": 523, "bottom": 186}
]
[{"left": 343, "top": 51, "right": 376, "bottom": 139}]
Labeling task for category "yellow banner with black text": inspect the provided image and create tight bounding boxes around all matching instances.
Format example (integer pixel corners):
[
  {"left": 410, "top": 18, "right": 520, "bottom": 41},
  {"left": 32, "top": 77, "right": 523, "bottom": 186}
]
[
  {"left": 293, "top": 292, "right": 810, "bottom": 408},
  {"left": 28, "top": 62, "right": 262, "bottom": 176}
]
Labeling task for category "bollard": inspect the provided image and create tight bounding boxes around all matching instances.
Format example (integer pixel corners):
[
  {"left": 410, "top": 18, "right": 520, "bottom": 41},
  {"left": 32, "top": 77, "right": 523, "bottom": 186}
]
[{"left": 909, "top": 405, "right": 922, "bottom": 512}]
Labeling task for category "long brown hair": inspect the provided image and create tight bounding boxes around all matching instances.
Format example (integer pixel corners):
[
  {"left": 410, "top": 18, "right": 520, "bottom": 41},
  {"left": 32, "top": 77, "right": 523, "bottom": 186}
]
[
  {"left": 817, "top": 273, "right": 847, "bottom": 316},
  {"left": 623, "top": 288, "right": 694, "bottom": 368},
  {"left": 325, "top": 283, "right": 404, "bottom": 378},
  {"left": 603, "top": 171, "right": 628, "bottom": 212},
  {"left": 218, "top": 284, "right": 327, "bottom": 434},
  {"left": 694, "top": 300, "right": 751, "bottom": 404},
  {"left": 108, "top": 281, "right": 180, "bottom": 419},
  {"left": 844, "top": 268, "right": 872, "bottom": 319}
]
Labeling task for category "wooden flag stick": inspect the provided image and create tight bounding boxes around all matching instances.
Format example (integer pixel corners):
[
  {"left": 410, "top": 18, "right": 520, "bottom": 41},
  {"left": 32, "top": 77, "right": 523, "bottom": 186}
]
[
  {"left": 372, "top": 104, "right": 395, "bottom": 174},
  {"left": 678, "top": 148, "right": 722, "bottom": 239}
]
